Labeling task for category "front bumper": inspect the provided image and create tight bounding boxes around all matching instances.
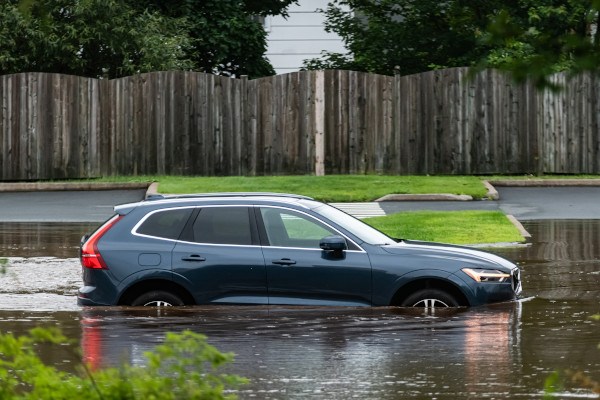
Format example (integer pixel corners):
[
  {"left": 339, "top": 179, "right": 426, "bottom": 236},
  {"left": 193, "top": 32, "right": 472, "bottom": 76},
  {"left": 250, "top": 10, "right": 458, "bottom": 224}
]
[{"left": 511, "top": 267, "right": 522, "bottom": 296}]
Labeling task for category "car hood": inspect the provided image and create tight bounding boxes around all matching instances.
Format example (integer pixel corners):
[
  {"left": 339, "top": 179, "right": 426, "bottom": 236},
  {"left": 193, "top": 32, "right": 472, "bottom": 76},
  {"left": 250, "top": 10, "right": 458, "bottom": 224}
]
[{"left": 380, "top": 239, "right": 517, "bottom": 271}]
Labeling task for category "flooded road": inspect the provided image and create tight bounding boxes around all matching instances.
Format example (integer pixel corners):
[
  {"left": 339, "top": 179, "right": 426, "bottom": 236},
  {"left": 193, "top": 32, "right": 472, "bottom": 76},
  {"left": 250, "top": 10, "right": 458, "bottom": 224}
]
[{"left": 0, "top": 220, "right": 599, "bottom": 399}]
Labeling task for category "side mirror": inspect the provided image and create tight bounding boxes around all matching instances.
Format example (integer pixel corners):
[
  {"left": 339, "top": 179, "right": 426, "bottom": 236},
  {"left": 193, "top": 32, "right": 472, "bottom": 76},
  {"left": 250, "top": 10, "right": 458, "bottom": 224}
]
[{"left": 319, "top": 235, "right": 347, "bottom": 251}]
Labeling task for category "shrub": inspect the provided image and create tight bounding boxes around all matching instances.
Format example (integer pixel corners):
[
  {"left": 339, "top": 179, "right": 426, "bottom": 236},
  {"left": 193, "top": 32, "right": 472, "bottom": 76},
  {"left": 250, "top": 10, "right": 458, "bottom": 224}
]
[{"left": 0, "top": 327, "right": 247, "bottom": 399}]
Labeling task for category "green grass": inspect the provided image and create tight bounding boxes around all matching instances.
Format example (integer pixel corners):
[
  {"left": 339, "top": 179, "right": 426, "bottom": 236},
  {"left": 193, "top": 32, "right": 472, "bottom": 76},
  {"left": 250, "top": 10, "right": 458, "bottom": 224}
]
[
  {"left": 363, "top": 210, "right": 524, "bottom": 245},
  {"left": 120, "top": 175, "right": 488, "bottom": 202}
]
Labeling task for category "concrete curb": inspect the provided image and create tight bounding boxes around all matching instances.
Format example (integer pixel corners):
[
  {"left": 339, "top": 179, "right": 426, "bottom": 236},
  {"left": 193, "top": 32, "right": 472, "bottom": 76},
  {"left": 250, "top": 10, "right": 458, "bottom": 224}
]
[
  {"left": 376, "top": 193, "right": 473, "bottom": 201},
  {"left": 482, "top": 180, "right": 499, "bottom": 200},
  {"left": 506, "top": 214, "right": 532, "bottom": 238},
  {"left": 0, "top": 182, "right": 151, "bottom": 192},
  {"left": 145, "top": 182, "right": 159, "bottom": 199}
]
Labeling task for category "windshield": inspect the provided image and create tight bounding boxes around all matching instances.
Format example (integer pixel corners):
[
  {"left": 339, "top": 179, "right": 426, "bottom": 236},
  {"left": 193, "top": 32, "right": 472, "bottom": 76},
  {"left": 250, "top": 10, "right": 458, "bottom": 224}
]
[{"left": 311, "top": 203, "right": 394, "bottom": 245}]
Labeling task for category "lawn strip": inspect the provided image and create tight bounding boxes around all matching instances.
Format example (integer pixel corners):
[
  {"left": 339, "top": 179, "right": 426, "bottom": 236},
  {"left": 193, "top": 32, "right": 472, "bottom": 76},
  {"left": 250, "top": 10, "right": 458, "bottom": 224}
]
[
  {"left": 153, "top": 175, "right": 488, "bottom": 202},
  {"left": 362, "top": 210, "right": 524, "bottom": 245}
]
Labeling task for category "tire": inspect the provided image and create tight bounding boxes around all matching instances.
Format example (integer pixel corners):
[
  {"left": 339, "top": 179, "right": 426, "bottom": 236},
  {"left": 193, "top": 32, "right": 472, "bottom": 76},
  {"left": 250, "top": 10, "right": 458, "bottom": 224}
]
[
  {"left": 400, "top": 289, "right": 459, "bottom": 308},
  {"left": 131, "top": 290, "right": 185, "bottom": 307}
]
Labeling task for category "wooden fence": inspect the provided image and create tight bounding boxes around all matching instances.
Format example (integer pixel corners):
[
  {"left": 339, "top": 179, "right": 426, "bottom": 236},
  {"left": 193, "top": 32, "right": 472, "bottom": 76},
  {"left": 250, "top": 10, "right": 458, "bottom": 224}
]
[{"left": 0, "top": 68, "right": 598, "bottom": 180}]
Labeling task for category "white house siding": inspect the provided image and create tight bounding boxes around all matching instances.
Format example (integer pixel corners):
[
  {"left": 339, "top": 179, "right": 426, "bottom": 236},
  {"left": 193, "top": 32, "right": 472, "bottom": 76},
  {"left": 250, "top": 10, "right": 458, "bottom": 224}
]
[{"left": 265, "top": 0, "right": 348, "bottom": 75}]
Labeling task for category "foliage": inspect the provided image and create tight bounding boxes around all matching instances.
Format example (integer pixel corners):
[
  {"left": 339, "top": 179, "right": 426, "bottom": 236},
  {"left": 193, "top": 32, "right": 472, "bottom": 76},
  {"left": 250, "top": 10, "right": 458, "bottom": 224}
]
[
  {"left": 478, "top": 0, "right": 600, "bottom": 89},
  {"left": 0, "top": 328, "right": 246, "bottom": 399},
  {"left": 304, "top": 0, "right": 600, "bottom": 88},
  {"left": 570, "top": 370, "right": 600, "bottom": 395},
  {"left": 0, "top": 0, "right": 197, "bottom": 79},
  {"left": 127, "top": 0, "right": 297, "bottom": 78},
  {"left": 543, "top": 314, "right": 600, "bottom": 398},
  {"left": 362, "top": 210, "right": 524, "bottom": 245},
  {"left": 302, "top": 0, "right": 518, "bottom": 76},
  {"left": 2, "top": 0, "right": 296, "bottom": 79},
  {"left": 543, "top": 371, "right": 564, "bottom": 400}
]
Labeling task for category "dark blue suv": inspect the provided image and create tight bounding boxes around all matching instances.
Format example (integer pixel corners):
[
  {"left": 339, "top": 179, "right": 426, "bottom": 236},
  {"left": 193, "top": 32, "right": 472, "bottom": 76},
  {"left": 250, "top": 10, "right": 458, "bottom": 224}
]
[{"left": 78, "top": 193, "right": 521, "bottom": 308}]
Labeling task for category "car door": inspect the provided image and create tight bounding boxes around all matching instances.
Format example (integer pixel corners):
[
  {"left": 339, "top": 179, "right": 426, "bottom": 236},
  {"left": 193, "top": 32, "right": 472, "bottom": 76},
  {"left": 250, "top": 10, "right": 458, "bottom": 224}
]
[
  {"left": 257, "top": 206, "right": 372, "bottom": 306},
  {"left": 171, "top": 206, "right": 268, "bottom": 304}
]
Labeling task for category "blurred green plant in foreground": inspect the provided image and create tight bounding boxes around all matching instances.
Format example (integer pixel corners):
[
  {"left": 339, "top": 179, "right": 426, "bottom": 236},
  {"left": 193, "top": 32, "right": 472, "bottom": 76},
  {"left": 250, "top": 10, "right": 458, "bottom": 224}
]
[
  {"left": 544, "top": 314, "right": 600, "bottom": 399},
  {"left": 0, "top": 328, "right": 247, "bottom": 399}
]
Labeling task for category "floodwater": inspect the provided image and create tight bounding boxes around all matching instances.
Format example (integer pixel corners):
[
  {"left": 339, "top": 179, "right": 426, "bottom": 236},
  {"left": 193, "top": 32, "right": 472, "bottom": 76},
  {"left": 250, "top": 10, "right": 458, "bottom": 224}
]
[{"left": 0, "top": 220, "right": 599, "bottom": 399}]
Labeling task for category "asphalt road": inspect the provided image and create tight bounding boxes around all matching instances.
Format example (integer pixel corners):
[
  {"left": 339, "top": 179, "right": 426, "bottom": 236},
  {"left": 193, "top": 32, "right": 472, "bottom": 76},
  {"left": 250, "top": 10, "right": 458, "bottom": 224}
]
[
  {"left": 0, "top": 186, "right": 598, "bottom": 222},
  {"left": 380, "top": 186, "right": 600, "bottom": 220},
  {"left": 0, "top": 190, "right": 147, "bottom": 222}
]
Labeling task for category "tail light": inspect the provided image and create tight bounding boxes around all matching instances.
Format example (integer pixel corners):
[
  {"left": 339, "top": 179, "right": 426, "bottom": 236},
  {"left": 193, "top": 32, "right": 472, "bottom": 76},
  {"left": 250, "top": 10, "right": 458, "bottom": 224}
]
[{"left": 80, "top": 215, "right": 124, "bottom": 269}]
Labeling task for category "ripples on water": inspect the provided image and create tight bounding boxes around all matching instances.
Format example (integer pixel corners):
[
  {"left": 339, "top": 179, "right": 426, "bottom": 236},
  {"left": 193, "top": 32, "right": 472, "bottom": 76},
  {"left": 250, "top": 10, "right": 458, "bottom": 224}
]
[{"left": 0, "top": 221, "right": 599, "bottom": 399}]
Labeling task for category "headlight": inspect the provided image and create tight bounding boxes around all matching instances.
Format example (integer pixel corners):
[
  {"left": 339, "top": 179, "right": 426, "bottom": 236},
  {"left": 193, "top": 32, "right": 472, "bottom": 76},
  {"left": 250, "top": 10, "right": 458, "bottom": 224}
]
[{"left": 462, "top": 268, "right": 510, "bottom": 283}]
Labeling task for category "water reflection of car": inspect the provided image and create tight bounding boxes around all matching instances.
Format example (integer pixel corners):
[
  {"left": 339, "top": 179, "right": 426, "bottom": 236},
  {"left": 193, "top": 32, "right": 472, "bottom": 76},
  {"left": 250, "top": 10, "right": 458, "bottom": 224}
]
[
  {"left": 80, "top": 302, "right": 523, "bottom": 394},
  {"left": 78, "top": 193, "right": 522, "bottom": 308}
]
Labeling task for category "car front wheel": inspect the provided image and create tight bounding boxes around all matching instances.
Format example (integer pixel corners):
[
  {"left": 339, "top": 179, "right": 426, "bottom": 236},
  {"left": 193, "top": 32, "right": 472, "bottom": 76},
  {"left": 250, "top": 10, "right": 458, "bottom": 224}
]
[
  {"left": 131, "top": 290, "right": 185, "bottom": 306},
  {"left": 401, "top": 289, "right": 459, "bottom": 308}
]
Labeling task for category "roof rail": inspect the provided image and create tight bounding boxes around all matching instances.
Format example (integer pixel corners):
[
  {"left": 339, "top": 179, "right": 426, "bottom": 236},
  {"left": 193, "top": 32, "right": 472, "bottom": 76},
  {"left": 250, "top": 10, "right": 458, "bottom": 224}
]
[{"left": 146, "top": 192, "right": 314, "bottom": 201}]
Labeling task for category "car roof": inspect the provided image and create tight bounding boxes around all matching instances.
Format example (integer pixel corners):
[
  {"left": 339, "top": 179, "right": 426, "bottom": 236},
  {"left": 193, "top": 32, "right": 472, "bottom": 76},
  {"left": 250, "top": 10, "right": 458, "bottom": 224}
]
[{"left": 115, "top": 192, "right": 319, "bottom": 214}]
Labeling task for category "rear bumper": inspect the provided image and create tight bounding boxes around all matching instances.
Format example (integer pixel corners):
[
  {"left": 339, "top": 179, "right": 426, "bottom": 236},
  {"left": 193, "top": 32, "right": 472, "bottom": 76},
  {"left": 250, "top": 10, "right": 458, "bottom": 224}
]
[
  {"left": 77, "top": 286, "right": 111, "bottom": 306},
  {"left": 77, "top": 295, "right": 106, "bottom": 306}
]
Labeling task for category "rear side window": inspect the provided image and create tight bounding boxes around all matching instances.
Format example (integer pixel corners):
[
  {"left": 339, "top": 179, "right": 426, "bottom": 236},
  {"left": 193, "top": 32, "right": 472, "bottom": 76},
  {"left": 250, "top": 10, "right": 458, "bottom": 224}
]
[
  {"left": 136, "top": 208, "right": 193, "bottom": 240},
  {"left": 192, "top": 207, "right": 252, "bottom": 245}
]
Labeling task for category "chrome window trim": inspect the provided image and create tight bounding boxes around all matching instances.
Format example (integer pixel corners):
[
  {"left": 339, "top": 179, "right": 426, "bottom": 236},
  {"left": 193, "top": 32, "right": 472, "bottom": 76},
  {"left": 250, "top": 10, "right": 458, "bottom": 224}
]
[
  {"left": 258, "top": 205, "right": 366, "bottom": 253},
  {"left": 132, "top": 204, "right": 253, "bottom": 242},
  {"left": 132, "top": 206, "right": 197, "bottom": 241},
  {"left": 262, "top": 245, "right": 366, "bottom": 253},
  {"left": 174, "top": 240, "right": 262, "bottom": 248},
  {"left": 131, "top": 204, "right": 260, "bottom": 242},
  {"left": 131, "top": 204, "right": 365, "bottom": 252}
]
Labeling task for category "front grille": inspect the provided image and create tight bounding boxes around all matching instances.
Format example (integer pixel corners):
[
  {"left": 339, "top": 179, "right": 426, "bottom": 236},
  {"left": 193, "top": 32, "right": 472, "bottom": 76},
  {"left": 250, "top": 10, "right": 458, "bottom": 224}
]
[{"left": 511, "top": 267, "right": 522, "bottom": 295}]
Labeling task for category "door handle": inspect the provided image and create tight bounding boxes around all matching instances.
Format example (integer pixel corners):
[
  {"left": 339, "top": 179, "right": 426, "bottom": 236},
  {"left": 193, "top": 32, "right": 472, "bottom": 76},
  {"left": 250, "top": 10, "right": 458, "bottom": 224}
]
[
  {"left": 181, "top": 254, "right": 206, "bottom": 262},
  {"left": 272, "top": 258, "right": 296, "bottom": 265}
]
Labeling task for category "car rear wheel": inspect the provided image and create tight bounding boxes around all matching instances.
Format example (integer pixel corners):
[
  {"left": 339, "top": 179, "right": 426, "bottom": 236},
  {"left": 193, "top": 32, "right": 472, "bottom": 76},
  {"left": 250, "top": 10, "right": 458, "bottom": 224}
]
[
  {"left": 401, "top": 289, "right": 459, "bottom": 308},
  {"left": 131, "top": 290, "right": 184, "bottom": 306}
]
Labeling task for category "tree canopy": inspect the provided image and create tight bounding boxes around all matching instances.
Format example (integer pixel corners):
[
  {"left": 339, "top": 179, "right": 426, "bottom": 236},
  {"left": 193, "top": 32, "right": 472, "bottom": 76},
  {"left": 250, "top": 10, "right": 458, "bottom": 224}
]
[
  {"left": 1, "top": 0, "right": 296, "bottom": 79},
  {"left": 303, "top": 0, "right": 600, "bottom": 87},
  {"left": 0, "top": 0, "right": 196, "bottom": 79},
  {"left": 128, "top": 0, "right": 297, "bottom": 78},
  {"left": 303, "top": 0, "right": 512, "bottom": 76},
  {"left": 481, "top": 1, "right": 600, "bottom": 88}
]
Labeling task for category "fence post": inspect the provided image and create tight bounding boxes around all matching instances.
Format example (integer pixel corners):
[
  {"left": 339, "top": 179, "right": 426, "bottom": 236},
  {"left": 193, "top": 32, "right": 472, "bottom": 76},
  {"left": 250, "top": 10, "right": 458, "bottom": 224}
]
[
  {"left": 240, "top": 75, "right": 249, "bottom": 176},
  {"left": 314, "top": 70, "right": 325, "bottom": 176}
]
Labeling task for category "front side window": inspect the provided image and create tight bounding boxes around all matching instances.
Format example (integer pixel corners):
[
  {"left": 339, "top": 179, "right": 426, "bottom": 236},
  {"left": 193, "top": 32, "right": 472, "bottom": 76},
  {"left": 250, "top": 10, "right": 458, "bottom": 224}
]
[
  {"left": 311, "top": 203, "right": 394, "bottom": 245},
  {"left": 260, "top": 207, "right": 338, "bottom": 249},
  {"left": 192, "top": 207, "right": 252, "bottom": 245},
  {"left": 136, "top": 208, "right": 193, "bottom": 240}
]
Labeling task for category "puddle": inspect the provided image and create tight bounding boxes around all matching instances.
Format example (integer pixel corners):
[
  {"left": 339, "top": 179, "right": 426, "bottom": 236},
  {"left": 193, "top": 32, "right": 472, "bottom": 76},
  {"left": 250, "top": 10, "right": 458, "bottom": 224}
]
[
  {"left": 0, "top": 220, "right": 599, "bottom": 399},
  {"left": 0, "top": 222, "right": 97, "bottom": 258}
]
